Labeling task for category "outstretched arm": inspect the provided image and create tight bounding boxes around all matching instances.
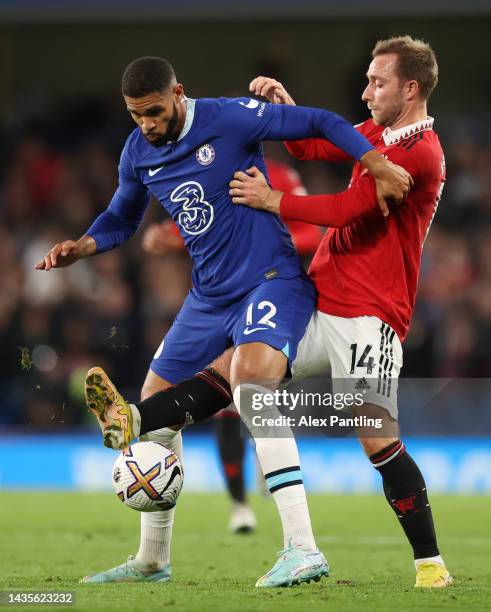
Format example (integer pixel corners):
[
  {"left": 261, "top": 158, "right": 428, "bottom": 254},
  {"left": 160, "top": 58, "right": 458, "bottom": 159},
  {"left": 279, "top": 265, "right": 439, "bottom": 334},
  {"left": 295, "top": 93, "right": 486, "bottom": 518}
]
[
  {"left": 249, "top": 76, "right": 354, "bottom": 162},
  {"left": 224, "top": 93, "right": 412, "bottom": 207},
  {"left": 229, "top": 165, "right": 409, "bottom": 226},
  {"left": 229, "top": 100, "right": 374, "bottom": 163},
  {"left": 35, "top": 235, "right": 97, "bottom": 270},
  {"left": 36, "top": 142, "right": 149, "bottom": 270},
  {"left": 279, "top": 178, "right": 378, "bottom": 227}
]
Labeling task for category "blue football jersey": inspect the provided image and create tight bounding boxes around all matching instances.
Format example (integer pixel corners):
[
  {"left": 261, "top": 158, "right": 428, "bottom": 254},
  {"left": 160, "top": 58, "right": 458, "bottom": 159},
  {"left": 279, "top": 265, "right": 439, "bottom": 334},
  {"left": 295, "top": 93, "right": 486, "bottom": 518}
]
[{"left": 87, "top": 97, "right": 373, "bottom": 304}]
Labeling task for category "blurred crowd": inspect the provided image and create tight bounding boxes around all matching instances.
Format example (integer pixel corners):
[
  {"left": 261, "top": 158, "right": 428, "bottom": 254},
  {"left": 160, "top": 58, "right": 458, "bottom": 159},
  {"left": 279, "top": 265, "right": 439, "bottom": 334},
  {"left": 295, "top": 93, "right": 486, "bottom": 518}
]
[{"left": 1, "top": 96, "right": 490, "bottom": 428}]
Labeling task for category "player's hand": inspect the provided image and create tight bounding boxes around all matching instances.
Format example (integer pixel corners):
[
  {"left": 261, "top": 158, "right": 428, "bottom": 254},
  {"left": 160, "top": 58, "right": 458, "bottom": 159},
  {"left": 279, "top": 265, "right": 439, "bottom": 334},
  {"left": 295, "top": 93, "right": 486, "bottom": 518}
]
[
  {"left": 360, "top": 150, "right": 414, "bottom": 216},
  {"left": 142, "top": 221, "right": 184, "bottom": 255},
  {"left": 35, "top": 236, "right": 96, "bottom": 270},
  {"left": 229, "top": 167, "right": 283, "bottom": 214},
  {"left": 35, "top": 240, "right": 82, "bottom": 271},
  {"left": 249, "top": 77, "right": 296, "bottom": 105}
]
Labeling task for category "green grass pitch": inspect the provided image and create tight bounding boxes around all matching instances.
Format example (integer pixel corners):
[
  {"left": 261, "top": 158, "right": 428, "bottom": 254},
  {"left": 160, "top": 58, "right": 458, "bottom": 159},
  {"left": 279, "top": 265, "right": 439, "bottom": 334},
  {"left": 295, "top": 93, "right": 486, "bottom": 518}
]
[{"left": 0, "top": 492, "right": 489, "bottom": 611}]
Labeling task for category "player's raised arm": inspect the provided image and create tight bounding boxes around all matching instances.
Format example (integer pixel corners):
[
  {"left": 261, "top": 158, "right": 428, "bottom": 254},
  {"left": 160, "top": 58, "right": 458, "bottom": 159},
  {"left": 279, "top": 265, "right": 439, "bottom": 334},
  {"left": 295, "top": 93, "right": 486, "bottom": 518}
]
[
  {"left": 225, "top": 99, "right": 372, "bottom": 162},
  {"left": 249, "top": 76, "right": 352, "bottom": 163},
  {"left": 222, "top": 98, "right": 412, "bottom": 206}
]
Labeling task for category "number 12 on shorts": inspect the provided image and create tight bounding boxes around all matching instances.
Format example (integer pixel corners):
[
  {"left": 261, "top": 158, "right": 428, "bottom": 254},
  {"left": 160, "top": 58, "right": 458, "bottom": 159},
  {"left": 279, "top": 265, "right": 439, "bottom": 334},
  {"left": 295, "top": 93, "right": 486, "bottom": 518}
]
[
  {"left": 245, "top": 301, "right": 277, "bottom": 330},
  {"left": 350, "top": 343, "right": 375, "bottom": 375}
]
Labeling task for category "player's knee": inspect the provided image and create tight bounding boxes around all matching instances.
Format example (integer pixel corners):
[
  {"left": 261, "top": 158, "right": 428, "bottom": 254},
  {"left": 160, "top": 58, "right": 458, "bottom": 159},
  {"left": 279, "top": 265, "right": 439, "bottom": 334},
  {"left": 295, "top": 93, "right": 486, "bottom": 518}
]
[
  {"left": 231, "top": 342, "right": 287, "bottom": 388},
  {"left": 353, "top": 403, "right": 399, "bottom": 445},
  {"left": 140, "top": 370, "right": 173, "bottom": 401},
  {"left": 208, "top": 348, "right": 233, "bottom": 382},
  {"left": 360, "top": 436, "right": 399, "bottom": 458},
  {"left": 232, "top": 359, "right": 259, "bottom": 384}
]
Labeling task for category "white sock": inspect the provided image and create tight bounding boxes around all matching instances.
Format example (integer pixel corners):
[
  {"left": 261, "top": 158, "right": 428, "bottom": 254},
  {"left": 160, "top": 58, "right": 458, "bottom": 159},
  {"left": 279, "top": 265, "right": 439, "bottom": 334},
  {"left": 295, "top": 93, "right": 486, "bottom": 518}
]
[
  {"left": 135, "top": 509, "right": 174, "bottom": 570},
  {"left": 135, "top": 427, "right": 183, "bottom": 570},
  {"left": 415, "top": 554, "right": 444, "bottom": 569},
  {"left": 233, "top": 384, "right": 317, "bottom": 552}
]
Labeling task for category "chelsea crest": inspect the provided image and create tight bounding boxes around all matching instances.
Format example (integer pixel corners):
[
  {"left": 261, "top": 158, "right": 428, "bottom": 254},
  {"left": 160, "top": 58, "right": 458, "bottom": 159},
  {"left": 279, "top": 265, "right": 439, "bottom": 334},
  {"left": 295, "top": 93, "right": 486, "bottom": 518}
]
[{"left": 196, "top": 144, "right": 215, "bottom": 166}]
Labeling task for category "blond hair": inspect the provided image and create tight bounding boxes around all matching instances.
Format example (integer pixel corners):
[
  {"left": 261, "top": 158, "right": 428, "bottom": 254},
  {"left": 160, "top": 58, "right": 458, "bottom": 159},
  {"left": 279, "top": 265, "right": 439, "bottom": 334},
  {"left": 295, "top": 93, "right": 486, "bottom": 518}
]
[{"left": 372, "top": 35, "right": 438, "bottom": 100}]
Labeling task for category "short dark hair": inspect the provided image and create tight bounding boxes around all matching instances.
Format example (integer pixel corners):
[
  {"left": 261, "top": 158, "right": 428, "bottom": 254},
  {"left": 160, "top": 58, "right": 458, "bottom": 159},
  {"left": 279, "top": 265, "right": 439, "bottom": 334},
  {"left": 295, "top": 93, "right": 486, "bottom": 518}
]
[
  {"left": 372, "top": 36, "right": 438, "bottom": 100},
  {"left": 121, "top": 57, "right": 176, "bottom": 98}
]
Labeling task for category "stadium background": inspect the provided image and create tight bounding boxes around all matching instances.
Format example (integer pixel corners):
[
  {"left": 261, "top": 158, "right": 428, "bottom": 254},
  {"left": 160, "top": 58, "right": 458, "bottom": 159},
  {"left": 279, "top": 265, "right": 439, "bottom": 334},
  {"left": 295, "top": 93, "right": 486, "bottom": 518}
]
[{"left": 0, "top": 1, "right": 490, "bottom": 496}]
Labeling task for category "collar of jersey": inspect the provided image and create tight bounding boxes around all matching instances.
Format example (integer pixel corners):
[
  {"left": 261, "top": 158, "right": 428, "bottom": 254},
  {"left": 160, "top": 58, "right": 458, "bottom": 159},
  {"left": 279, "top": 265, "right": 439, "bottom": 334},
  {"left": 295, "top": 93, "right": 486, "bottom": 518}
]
[
  {"left": 173, "top": 97, "right": 196, "bottom": 143},
  {"left": 381, "top": 116, "right": 434, "bottom": 146}
]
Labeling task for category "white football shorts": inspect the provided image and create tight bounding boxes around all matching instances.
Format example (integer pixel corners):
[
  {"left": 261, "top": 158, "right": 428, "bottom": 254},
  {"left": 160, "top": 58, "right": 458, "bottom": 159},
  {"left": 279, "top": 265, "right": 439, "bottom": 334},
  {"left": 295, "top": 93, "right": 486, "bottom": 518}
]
[{"left": 292, "top": 311, "right": 403, "bottom": 419}]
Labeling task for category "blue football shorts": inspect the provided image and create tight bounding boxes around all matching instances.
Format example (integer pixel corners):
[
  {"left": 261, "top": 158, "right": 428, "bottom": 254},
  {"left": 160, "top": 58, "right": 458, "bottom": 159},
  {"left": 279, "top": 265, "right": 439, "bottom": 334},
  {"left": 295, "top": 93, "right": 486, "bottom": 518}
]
[{"left": 150, "top": 274, "right": 316, "bottom": 384}]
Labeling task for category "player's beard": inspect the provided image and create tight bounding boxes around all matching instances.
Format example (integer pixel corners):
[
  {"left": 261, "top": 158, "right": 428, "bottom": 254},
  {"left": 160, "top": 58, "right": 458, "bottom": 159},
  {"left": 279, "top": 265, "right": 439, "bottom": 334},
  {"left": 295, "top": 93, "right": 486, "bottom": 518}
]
[
  {"left": 371, "top": 94, "right": 404, "bottom": 128},
  {"left": 146, "top": 102, "right": 180, "bottom": 147}
]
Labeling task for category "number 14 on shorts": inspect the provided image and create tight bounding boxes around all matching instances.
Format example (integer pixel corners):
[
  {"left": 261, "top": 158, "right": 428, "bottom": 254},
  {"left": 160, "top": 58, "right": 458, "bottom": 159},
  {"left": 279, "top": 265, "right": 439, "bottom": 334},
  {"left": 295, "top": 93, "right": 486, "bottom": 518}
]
[{"left": 350, "top": 343, "right": 375, "bottom": 375}]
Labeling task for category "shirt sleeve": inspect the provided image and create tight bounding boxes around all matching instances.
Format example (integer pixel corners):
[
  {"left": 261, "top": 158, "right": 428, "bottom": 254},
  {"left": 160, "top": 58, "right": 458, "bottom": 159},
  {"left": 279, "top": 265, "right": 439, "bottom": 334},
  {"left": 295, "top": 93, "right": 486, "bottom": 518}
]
[
  {"left": 284, "top": 137, "right": 353, "bottom": 163},
  {"left": 219, "top": 98, "right": 373, "bottom": 161},
  {"left": 280, "top": 172, "right": 379, "bottom": 227},
  {"left": 279, "top": 142, "right": 423, "bottom": 227},
  {"left": 283, "top": 122, "right": 373, "bottom": 162},
  {"left": 86, "top": 142, "right": 150, "bottom": 253}
]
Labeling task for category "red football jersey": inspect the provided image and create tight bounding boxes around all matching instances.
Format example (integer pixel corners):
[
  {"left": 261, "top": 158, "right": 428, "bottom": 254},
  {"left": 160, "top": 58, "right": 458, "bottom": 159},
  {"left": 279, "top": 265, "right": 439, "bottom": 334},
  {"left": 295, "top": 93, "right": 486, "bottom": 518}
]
[{"left": 281, "top": 118, "right": 445, "bottom": 341}]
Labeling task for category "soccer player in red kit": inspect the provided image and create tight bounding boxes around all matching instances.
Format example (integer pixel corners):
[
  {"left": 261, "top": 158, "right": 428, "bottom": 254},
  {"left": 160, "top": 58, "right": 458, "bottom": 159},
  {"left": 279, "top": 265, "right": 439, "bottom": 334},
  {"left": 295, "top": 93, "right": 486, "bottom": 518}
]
[{"left": 229, "top": 35, "right": 453, "bottom": 588}]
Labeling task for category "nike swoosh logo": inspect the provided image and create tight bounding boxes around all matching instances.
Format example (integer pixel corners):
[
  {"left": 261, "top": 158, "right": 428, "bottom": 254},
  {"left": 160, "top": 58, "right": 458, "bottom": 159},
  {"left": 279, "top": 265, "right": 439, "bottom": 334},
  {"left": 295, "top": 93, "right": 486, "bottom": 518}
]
[
  {"left": 243, "top": 326, "right": 269, "bottom": 335},
  {"left": 148, "top": 166, "right": 164, "bottom": 177}
]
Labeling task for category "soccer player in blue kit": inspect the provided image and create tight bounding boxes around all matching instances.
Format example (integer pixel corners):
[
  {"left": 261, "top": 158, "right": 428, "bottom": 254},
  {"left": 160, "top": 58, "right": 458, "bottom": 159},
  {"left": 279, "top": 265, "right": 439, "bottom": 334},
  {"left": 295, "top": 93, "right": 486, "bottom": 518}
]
[{"left": 36, "top": 57, "right": 412, "bottom": 586}]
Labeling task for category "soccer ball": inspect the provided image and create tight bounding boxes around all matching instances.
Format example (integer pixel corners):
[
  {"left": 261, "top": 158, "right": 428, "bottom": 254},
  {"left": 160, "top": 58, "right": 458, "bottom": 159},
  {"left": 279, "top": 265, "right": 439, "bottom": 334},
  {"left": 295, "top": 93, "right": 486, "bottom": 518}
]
[{"left": 112, "top": 441, "right": 183, "bottom": 512}]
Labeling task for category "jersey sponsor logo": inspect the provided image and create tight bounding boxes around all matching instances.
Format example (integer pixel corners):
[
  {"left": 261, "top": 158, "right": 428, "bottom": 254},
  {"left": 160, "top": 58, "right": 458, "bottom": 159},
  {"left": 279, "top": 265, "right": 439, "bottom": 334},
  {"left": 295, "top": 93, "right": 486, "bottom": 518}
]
[
  {"left": 148, "top": 165, "right": 165, "bottom": 177},
  {"left": 238, "top": 98, "right": 260, "bottom": 109},
  {"left": 196, "top": 144, "right": 215, "bottom": 166},
  {"left": 171, "top": 181, "right": 214, "bottom": 235},
  {"left": 243, "top": 326, "right": 269, "bottom": 335}
]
